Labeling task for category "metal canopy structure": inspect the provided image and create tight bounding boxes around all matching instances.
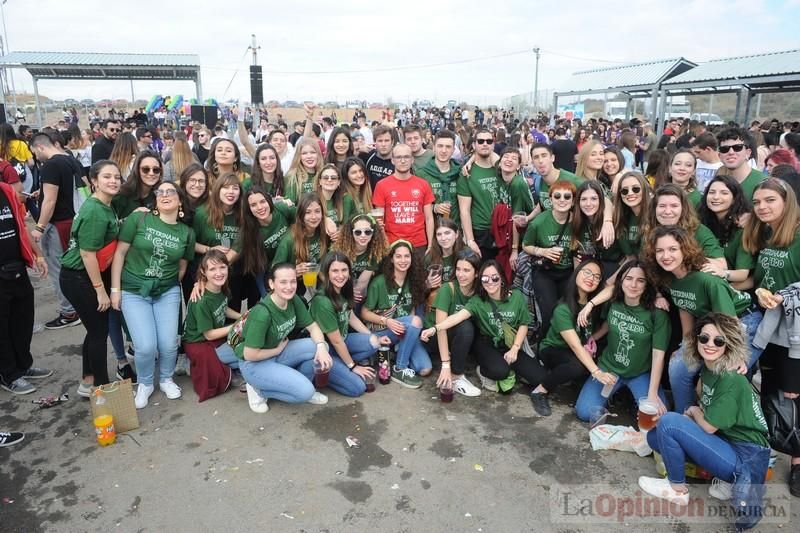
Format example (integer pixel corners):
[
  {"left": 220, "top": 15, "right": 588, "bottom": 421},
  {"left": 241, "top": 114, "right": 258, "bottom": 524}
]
[
  {"left": 659, "top": 49, "right": 800, "bottom": 124},
  {"left": 552, "top": 57, "right": 697, "bottom": 124},
  {"left": 0, "top": 51, "right": 202, "bottom": 125}
]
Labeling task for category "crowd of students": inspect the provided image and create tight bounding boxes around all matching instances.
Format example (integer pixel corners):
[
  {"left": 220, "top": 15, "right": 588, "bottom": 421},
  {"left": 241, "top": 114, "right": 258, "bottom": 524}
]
[{"left": 2, "top": 104, "right": 800, "bottom": 528}]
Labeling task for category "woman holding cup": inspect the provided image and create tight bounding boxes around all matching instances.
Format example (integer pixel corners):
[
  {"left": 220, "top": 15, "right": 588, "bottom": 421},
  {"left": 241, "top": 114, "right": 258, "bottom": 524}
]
[
  {"left": 424, "top": 218, "right": 464, "bottom": 286},
  {"left": 309, "top": 252, "right": 391, "bottom": 397},
  {"left": 638, "top": 313, "right": 770, "bottom": 520},
  {"left": 574, "top": 259, "right": 670, "bottom": 422}
]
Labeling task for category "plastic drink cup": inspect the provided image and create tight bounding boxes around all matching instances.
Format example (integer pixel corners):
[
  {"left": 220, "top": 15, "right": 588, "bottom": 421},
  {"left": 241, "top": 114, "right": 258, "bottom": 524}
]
[
  {"left": 364, "top": 373, "right": 376, "bottom": 393},
  {"left": 94, "top": 414, "right": 116, "bottom": 446},
  {"left": 303, "top": 263, "right": 319, "bottom": 288},
  {"left": 428, "top": 264, "right": 443, "bottom": 279},
  {"left": 588, "top": 406, "right": 609, "bottom": 429},
  {"left": 370, "top": 207, "right": 384, "bottom": 225},
  {"left": 637, "top": 397, "right": 659, "bottom": 431},
  {"left": 600, "top": 373, "right": 618, "bottom": 398},
  {"left": 439, "top": 384, "right": 454, "bottom": 403},
  {"left": 441, "top": 202, "right": 451, "bottom": 219},
  {"left": 313, "top": 360, "right": 329, "bottom": 389}
]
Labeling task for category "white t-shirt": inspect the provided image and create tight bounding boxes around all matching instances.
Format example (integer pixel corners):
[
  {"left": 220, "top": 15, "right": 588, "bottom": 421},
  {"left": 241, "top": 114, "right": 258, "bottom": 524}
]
[{"left": 696, "top": 160, "right": 723, "bottom": 192}]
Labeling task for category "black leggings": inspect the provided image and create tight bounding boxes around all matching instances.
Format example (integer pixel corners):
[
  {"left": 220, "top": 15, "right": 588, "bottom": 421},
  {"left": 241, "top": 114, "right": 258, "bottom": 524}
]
[
  {"left": 537, "top": 345, "right": 589, "bottom": 392},
  {"left": 760, "top": 343, "right": 800, "bottom": 395},
  {"left": 532, "top": 267, "right": 571, "bottom": 329},
  {"left": 473, "top": 333, "right": 544, "bottom": 385},
  {"left": 423, "top": 319, "right": 475, "bottom": 375},
  {"left": 0, "top": 272, "right": 34, "bottom": 383},
  {"left": 60, "top": 268, "right": 110, "bottom": 385}
]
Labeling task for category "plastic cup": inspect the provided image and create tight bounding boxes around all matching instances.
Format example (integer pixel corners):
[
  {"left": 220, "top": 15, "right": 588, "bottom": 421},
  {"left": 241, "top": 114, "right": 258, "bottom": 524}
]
[
  {"left": 313, "top": 360, "right": 329, "bottom": 389},
  {"left": 439, "top": 384, "right": 454, "bottom": 403},
  {"left": 588, "top": 406, "right": 609, "bottom": 429},
  {"left": 370, "top": 207, "right": 385, "bottom": 225},
  {"left": 363, "top": 373, "right": 376, "bottom": 393},
  {"left": 600, "top": 373, "right": 618, "bottom": 398},
  {"left": 428, "top": 264, "right": 443, "bottom": 279},
  {"left": 440, "top": 202, "right": 451, "bottom": 219},
  {"left": 303, "top": 263, "right": 319, "bottom": 288},
  {"left": 637, "top": 397, "right": 659, "bottom": 431}
]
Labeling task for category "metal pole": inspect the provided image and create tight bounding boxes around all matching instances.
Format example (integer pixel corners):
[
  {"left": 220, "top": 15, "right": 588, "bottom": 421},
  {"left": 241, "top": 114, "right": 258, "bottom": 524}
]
[
  {"left": 532, "top": 47, "right": 541, "bottom": 113},
  {"left": 130, "top": 79, "right": 135, "bottom": 103},
  {"left": 0, "top": 1, "right": 16, "bottom": 114},
  {"left": 32, "top": 76, "right": 42, "bottom": 127},
  {"left": 755, "top": 93, "right": 762, "bottom": 121}
]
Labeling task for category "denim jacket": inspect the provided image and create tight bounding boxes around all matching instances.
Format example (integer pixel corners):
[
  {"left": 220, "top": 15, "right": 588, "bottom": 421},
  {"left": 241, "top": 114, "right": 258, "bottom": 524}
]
[{"left": 729, "top": 440, "right": 771, "bottom": 531}]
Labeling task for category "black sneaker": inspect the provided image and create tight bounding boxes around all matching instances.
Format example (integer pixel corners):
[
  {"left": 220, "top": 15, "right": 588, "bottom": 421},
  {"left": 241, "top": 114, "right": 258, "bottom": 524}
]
[
  {"left": 0, "top": 431, "right": 25, "bottom": 447},
  {"left": 530, "top": 391, "right": 552, "bottom": 417},
  {"left": 23, "top": 367, "right": 53, "bottom": 380},
  {"left": 44, "top": 313, "right": 81, "bottom": 330},
  {"left": 1, "top": 377, "right": 36, "bottom": 395},
  {"left": 116, "top": 364, "right": 137, "bottom": 384},
  {"left": 790, "top": 464, "right": 800, "bottom": 498}
]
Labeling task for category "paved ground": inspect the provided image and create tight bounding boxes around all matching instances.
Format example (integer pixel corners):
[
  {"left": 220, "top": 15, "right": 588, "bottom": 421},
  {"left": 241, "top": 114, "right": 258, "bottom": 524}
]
[{"left": 1, "top": 274, "right": 796, "bottom": 532}]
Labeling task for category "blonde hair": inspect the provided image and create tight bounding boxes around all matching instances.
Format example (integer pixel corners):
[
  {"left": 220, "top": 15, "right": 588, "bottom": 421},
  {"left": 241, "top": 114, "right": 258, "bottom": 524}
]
[
  {"left": 575, "top": 139, "right": 604, "bottom": 180},
  {"left": 743, "top": 178, "right": 800, "bottom": 253},
  {"left": 684, "top": 313, "right": 748, "bottom": 372},
  {"left": 286, "top": 138, "right": 323, "bottom": 197}
]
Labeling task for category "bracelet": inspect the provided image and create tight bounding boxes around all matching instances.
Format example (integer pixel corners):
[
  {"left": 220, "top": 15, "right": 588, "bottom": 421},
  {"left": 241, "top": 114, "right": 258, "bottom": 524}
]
[
  {"left": 511, "top": 246, "right": 519, "bottom": 251},
  {"left": 92, "top": 282, "right": 104, "bottom": 289},
  {"left": 316, "top": 342, "right": 329, "bottom": 351},
  {"left": 441, "top": 361, "right": 451, "bottom": 368},
  {"left": 381, "top": 316, "right": 388, "bottom": 326},
  {"left": 591, "top": 368, "right": 601, "bottom": 376},
  {"left": 587, "top": 301, "right": 595, "bottom": 308},
  {"left": 348, "top": 362, "right": 357, "bottom": 371},
  {"left": 110, "top": 288, "right": 121, "bottom": 293},
  {"left": 35, "top": 224, "right": 46, "bottom": 232},
  {"left": 603, "top": 219, "right": 613, "bottom": 223},
  {"left": 35, "top": 256, "right": 45, "bottom": 263},
  {"left": 433, "top": 325, "right": 438, "bottom": 333}
]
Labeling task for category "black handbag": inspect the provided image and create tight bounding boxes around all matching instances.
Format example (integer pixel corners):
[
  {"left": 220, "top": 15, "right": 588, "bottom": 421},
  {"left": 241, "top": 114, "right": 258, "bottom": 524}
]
[{"left": 762, "top": 389, "right": 800, "bottom": 456}]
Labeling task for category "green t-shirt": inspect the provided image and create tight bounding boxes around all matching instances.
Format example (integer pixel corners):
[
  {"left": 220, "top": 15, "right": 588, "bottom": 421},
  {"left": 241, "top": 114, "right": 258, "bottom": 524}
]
[
  {"left": 537, "top": 170, "right": 585, "bottom": 211},
  {"left": 424, "top": 253, "right": 455, "bottom": 283},
  {"left": 598, "top": 303, "right": 670, "bottom": 378},
  {"left": 424, "top": 281, "right": 472, "bottom": 328},
  {"left": 721, "top": 228, "right": 754, "bottom": 271},
  {"left": 699, "top": 367, "right": 769, "bottom": 447},
  {"left": 241, "top": 177, "right": 275, "bottom": 196},
  {"left": 61, "top": 197, "right": 119, "bottom": 270},
  {"left": 687, "top": 188, "right": 702, "bottom": 211},
  {"left": 284, "top": 173, "right": 316, "bottom": 205},
  {"left": 325, "top": 194, "right": 356, "bottom": 227},
  {"left": 540, "top": 301, "right": 593, "bottom": 351},
  {"left": 193, "top": 205, "right": 241, "bottom": 252},
  {"left": 695, "top": 224, "right": 724, "bottom": 259},
  {"left": 309, "top": 293, "right": 350, "bottom": 339},
  {"left": 522, "top": 210, "right": 573, "bottom": 269},
  {"left": 112, "top": 191, "right": 155, "bottom": 220},
  {"left": 272, "top": 232, "right": 322, "bottom": 266},
  {"left": 118, "top": 212, "right": 195, "bottom": 297},
  {"left": 352, "top": 250, "right": 380, "bottom": 280},
  {"left": 754, "top": 230, "right": 800, "bottom": 292},
  {"left": 413, "top": 150, "right": 434, "bottom": 171},
  {"left": 617, "top": 211, "right": 642, "bottom": 257},
  {"left": 235, "top": 294, "right": 313, "bottom": 359},
  {"left": 497, "top": 174, "right": 535, "bottom": 215},
  {"left": 256, "top": 201, "right": 295, "bottom": 265},
  {"left": 738, "top": 168, "right": 766, "bottom": 201},
  {"left": 668, "top": 270, "right": 751, "bottom": 317},
  {"left": 416, "top": 158, "right": 461, "bottom": 223},
  {"left": 455, "top": 164, "right": 499, "bottom": 231},
  {"left": 364, "top": 274, "right": 414, "bottom": 318},
  {"left": 576, "top": 225, "right": 623, "bottom": 262},
  {"left": 183, "top": 290, "right": 228, "bottom": 343},
  {"left": 464, "top": 290, "right": 530, "bottom": 347}
]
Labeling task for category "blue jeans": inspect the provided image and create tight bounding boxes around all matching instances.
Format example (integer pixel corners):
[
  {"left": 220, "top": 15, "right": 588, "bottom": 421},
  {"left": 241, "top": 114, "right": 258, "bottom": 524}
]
[
  {"left": 375, "top": 315, "right": 432, "bottom": 373},
  {"left": 575, "top": 371, "right": 667, "bottom": 422},
  {"left": 647, "top": 412, "right": 737, "bottom": 485},
  {"left": 239, "top": 338, "right": 316, "bottom": 403},
  {"left": 215, "top": 343, "right": 240, "bottom": 369},
  {"left": 326, "top": 333, "right": 379, "bottom": 397},
  {"left": 669, "top": 310, "right": 763, "bottom": 413},
  {"left": 108, "top": 309, "right": 126, "bottom": 362},
  {"left": 121, "top": 285, "right": 182, "bottom": 386}
]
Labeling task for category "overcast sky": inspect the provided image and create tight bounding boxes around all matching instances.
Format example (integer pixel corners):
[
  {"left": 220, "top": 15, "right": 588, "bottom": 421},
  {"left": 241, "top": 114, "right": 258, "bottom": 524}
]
[{"left": 3, "top": 0, "right": 798, "bottom": 106}]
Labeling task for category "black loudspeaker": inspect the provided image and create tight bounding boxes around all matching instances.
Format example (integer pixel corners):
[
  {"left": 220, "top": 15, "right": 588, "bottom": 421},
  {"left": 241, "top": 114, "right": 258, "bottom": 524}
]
[
  {"left": 0, "top": 104, "right": 5, "bottom": 124},
  {"left": 250, "top": 65, "right": 263, "bottom": 105},
  {"left": 190, "top": 105, "right": 217, "bottom": 130}
]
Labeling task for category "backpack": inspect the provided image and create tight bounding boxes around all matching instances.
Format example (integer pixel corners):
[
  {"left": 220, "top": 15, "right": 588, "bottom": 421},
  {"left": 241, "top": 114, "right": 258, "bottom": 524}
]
[
  {"left": 762, "top": 388, "right": 800, "bottom": 456},
  {"left": 227, "top": 301, "right": 269, "bottom": 350}
]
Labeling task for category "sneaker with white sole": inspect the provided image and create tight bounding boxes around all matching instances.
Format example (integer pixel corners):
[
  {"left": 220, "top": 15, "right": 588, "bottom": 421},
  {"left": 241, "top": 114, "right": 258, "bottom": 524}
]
[
  {"left": 0, "top": 431, "right": 25, "bottom": 447},
  {"left": 638, "top": 476, "right": 689, "bottom": 506},
  {"left": 453, "top": 375, "right": 481, "bottom": 397},
  {"left": 307, "top": 391, "right": 328, "bottom": 405},
  {"left": 1, "top": 377, "right": 36, "bottom": 395},
  {"left": 76, "top": 382, "right": 93, "bottom": 398},
  {"left": 245, "top": 384, "right": 268, "bottom": 413},
  {"left": 708, "top": 477, "right": 732, "bottom": 501},
  {"left": 391, "top": 367, "right": 422, "bottom": 389},
  {"left": 135, "top": 384, "right": 155, "bottom": 409},
  {"left": 44, "top": 313, "right": 81, "bottom": 330},
  {"left": 475, "top": 366, "right": 498, "bottom": 392},
  {"left": 159, "top": 379, "right": 182, "bottom": 400},
  {"left": 23, "top": 367, "right": 53, "bottom": 380}
]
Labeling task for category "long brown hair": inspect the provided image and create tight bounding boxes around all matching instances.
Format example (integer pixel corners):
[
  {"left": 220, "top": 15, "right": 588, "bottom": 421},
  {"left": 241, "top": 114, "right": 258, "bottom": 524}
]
[
  {"left": 426, "top": 218, "right": 464, "bottom": 272},
  {"left": 292, "top": 193, "right": 329, "bottom": 264},
  {"left": 571, "top": 180, "right": 606, "bottom": 252},
  {"left": 109, "top": 134, "right": 139, "bottom": 179},
  {"left": 250, "top": 144, "right": 285, "bottom": 197},
  {"left": 170, "top": 132, "right": 195, "bottom": 182},
  {"left": 315, "top": 164, "right": 346, "bottom": 223},
  {"left": 642, "top": 225, "right": 706, "bottom": 289},
  {"left": 613, "top": 171, "right": 653, "bottom": 239},
  {"left": 379, "top": 240, "right": 426, "bottom": 308},
  {"left": 743, "top": 178, "right": 800, "bottom": 253},
  {"left": 642, "top": 183, "right": 699, "bottom": 239},
  {"left": 239, "top": 187, "right": 274, "bottom": 276},
  {"left": 341, "top": 157, "right": 372, "bottom": 212},
  {"left": 206, "top": 172, "right": 242, "bottom": 230}
]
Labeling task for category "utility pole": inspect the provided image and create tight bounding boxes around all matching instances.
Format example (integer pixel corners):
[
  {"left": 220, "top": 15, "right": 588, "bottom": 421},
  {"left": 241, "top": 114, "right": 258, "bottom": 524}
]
[
  {"left": 248, "top": 34, "right": 263, "bottom": 105},
  {"left": 533, "top": 47, "right": 541, "bottom": 113},
  {"left": 248, "top": 34, "right": 260, "bottom": 66}
]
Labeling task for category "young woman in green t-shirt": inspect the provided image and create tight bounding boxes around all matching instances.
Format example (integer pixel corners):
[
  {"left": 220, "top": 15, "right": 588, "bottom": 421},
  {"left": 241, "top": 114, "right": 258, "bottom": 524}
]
[
  {"left": 272, "top": 193, "right": 330, "bottom": 293},
  {"left": 206, "top": 138, "right": 248, "bottom": 186},
  {"left": 284, "top": 138, "right": 323, "bottom": 204},
  {"left": 341, "top": 157, "right": 372, "bottom": 215},
  {"left": 574, "top": 259, "right": 670, "bottom": 421},
  {"left": 334, "top": 214, "right": 388, "bottom": 303},
  {"left": 571, "top": 180, "right": 623, "bottom": 277},
  {"left": 315, "top": 164, "right": 356, "bottom": 240},
  {"left": 612, "top": 171, "right": 653, "bottom": 259},
  {"left": 111, "top": 151, "right": 162, "bottom": 219},
  {"left": 668, "top": 150, "right": 702, "bottom": 210},
  {"left": 177, "top": 163, "right": 209, "bottom": 227},
  {"left": 424, "top": 218, "right": 463, "bottom": 288},
  {"left": 60, "top": 160, "right": 125, "bottom": 394},
  {"left": 639, "top": 313, "right": 770, "bottom": 519},
  {"left": 243, "top": 144, "right": 285, "bottom": 197},
  {"left": 309, "top": 252, "right": 391, "bottom": 397}
]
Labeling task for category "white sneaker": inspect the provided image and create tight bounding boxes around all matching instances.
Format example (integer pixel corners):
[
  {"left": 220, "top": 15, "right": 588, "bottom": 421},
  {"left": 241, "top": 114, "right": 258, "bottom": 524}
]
[
  {"left": 475, "top": 366, "right": 498, "bottom": 393},
  {"left": 159, "top": 379, "right": 182, "bottom": 400},
  {"left": 135, "top": 384, "right": 155, "bottom": 409},
  {"left": 245, "top": 384, "right": 268, "bottom": 413},
  {"left": 638, "top": 476, "right": 689, "bottom": 506},
  {"left": 708, "top": 477, "right": 732, "bottom": 500},
  {"left": 453, "top": 375, "right": 481, "bottom": 397},
  {"left": 307, "top": 391, "right": 328, "bottom": 405}
]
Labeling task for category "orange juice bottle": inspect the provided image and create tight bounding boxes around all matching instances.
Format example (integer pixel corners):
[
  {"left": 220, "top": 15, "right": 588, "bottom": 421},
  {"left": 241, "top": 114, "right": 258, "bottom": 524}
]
[{"left": 92, "top": 390, "right": 116, "bottom": 446}]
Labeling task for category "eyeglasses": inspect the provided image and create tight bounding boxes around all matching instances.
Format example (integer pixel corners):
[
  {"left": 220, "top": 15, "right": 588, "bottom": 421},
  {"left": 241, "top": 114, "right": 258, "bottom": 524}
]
[
  {"left": 579, "top": 269, "right": 602, "bottom": 282},
  {"left": 142, "top": 134, "right": 152, "bottom": 138},
  {"left": 353, "top": 229, "right": 374, "bottom": 237},
  {"left": 475, "top": 138, "right": 494, "bottom": 145},
  {"left": 393, "top": 155, "right": 413, "bottom": 161},
  {"left": 186, "top": 178, "right": 206, "bottom": 185},
  {"left": 320, "top": 174, "right": 340, "bottom": 181},
  {"left": 481, "top": 274, "right": 502, "bottom": 284},
  {"left": 697, "top": 333, "right": 726, "bottom": 348},
  {"left": 552, "top": 192, "right": 572, "bottom": 201},
  {"left": 155, "top": 189, "right": 178, "bottom": 197},
  {"left": 620, "top": 186, "right": 642, "bottom": 195},
  {"left": 718, "top": 144, "right": 746, "bottom": 154},
  {"left": 141, "top": 166, "right": 162, "bottom": 175}
]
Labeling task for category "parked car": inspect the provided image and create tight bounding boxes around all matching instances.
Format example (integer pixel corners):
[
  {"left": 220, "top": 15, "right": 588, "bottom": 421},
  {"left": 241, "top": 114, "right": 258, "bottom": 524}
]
[
  {"left": 323, "top": 101, "right": 339, "bottom": 109},
  {"left": 80, "top": 99, "right": 95, "bottom": 107},
  {"left": 266, "top": 100, "right": 281, "bottom": 108},
  {"left": 368, "top": 102, "right": 383, "bottom": 109},
  {"left": 283, "top": 100, "right": 301, "bottom": 108},
  {"left": 690, "top": 113, "right": 724, "bottom": 125}
]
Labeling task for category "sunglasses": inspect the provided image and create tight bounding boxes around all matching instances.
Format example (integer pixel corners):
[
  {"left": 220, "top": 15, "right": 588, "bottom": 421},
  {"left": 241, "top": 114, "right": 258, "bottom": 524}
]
[
  {"left": 320, "top": 174, "right": 340, "bottom": 181},
  {"left": 141, "top": 166, "right": 162, "bottom": 175},
  {"left": 353, "top": 229, "right": 374, "bottom": 237},
  {"left": 107, "top": 128, "right": 120, "bottom": 133},
  {"left": 186, "top": 178, "right": 206, "bottom": 185},
  {"left": 579, "top": 268, "right": 602, "bottom": 282},
  {"left": 155, "top": 188, "right": 178, "bottom": 197},
  {"left": 475, "top": 138, "right": 494, "bottom": 145},
  {"left": 481, "top": 274, "right": 502, "bottom": 284},
  {"left": 620, "top": 186, "right": 642, "bottom": 195},
  {"left": 718, "top": 144, "right": 746, "bottom": 154},
  {"left": 552, "top": 192, "right": 572, "bottom": 201},
  {"left": 697, "top": 333, "right": 726, "bottom": 348}
]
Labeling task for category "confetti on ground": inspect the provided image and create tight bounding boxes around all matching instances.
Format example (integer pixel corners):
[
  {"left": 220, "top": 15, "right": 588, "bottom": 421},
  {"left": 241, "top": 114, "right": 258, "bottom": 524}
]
[
  {"left": 245, "top": 459, "right": 264, "bottom": 464},
  {"left": 2, "top": 497, "right": 14, "bottom": 504},
  {"left": 465, "top": 512, "right": 472, "bottom": 517},
  {"left": 446, "top": 415, "right": 456, "bottom": 421},
  {"left": 474, "top": 464, "right": 484, "bottom": 472},
  {"left": 201, "top": 436, "right": 208, "bottom": 441},
  {"left": 345, "top": 436, "right": 360, "bottom": 448},
  {"left": 280, "top": 513, "right": 294, "bottom": 519},
  {"left": 390, "top": 484, "right": 399, "bottom": 490}
]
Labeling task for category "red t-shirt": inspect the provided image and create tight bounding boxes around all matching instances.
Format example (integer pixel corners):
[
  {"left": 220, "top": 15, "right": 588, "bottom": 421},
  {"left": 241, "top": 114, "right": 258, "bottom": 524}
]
[
  {"left": 0, "top": 160, "right": 20, "bottom": 185},
  {"left": 372, "top": 174, "right": 434, "bottom": 247}
]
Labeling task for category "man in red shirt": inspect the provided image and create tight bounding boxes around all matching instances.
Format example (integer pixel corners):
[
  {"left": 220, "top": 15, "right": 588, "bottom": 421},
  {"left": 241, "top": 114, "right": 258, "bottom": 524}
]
[{"left": 372, "top": 144, "right": 435, "bottom": 249}]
